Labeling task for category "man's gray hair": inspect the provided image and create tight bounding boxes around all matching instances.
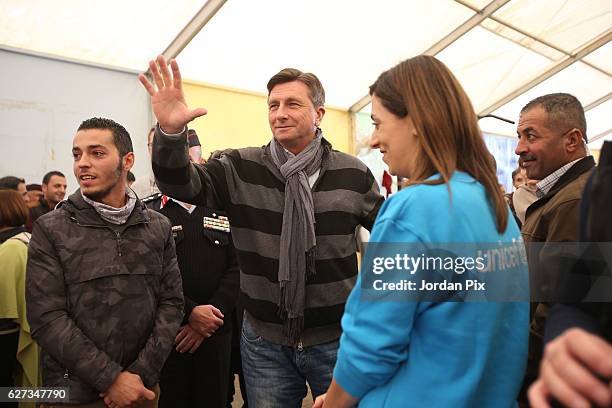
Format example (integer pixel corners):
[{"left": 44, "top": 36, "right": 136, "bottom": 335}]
[{"left": 521, "top": 93, "right": 587, "bottom": 142}]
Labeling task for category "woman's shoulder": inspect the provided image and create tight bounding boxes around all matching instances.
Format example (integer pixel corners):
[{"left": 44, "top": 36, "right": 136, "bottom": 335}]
[
  {"left": 0, "top": 234, "right": 30, "bottom": 256},
  {"left": 381, "top": 175, "right": 463, "bottom": 214},
  {"left": 374, "top": 172, "right": 487, "bottom": 231}
]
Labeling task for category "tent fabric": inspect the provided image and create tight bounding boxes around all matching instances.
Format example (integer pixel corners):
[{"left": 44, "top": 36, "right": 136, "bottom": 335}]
[{"left": 0, "top": 0, "right": 609, "bottom": 144}]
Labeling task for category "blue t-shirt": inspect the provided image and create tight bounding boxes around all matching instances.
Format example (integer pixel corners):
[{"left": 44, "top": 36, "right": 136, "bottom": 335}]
[{"left": 334, "top": 171, "right": 528, "bottom": 407}]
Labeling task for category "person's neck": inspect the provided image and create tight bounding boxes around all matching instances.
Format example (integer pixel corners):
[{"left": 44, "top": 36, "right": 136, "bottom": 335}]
[
  {"left": 279, "top": 133, "right": 317, "bottom": 155},
  {"left": 45, "top": 198, "right": 57, "bottom": 209},
  {"left": 98, "top": 188, "right": 128, "bottom": 208},
  {"left": 556, "top": 153, "right": 587, "bottom": 172}
]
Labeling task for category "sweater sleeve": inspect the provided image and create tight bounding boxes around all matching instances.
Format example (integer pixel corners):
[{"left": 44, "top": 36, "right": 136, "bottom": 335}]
[
  {"left": 151, "top": 124, "right": 231, "bottom": 209},
  {"left": 334, "top": 219, "right": 420, "bottom": 399},
  {"left": 359, "top": 167, "right": 384, "bottom": 232}
]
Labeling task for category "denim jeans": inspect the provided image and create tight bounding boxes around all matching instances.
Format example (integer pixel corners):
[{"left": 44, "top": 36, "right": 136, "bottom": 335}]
[{"left": 240, "top": 314, "right": 339, "bottom": 408}]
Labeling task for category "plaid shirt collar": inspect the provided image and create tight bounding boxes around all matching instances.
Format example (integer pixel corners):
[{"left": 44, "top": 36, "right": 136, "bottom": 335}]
[{"left": 535, "top": 157, "right": 584, "bottom": 198}]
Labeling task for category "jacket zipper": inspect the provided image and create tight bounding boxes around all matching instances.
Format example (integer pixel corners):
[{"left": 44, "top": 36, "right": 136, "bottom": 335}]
[
  {"left": 115, "top": 231, "right": 122, "bottom": 257},
  {"left": 71, "top": 216, "right": 147, "bottom": 258}
]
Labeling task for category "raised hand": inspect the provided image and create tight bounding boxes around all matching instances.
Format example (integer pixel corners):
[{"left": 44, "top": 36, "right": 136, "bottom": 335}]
[{"left": 139, "top": 55, "right": 208, "bottom": 134}]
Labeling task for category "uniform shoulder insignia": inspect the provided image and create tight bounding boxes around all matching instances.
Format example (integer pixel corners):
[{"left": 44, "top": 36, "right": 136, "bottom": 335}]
[{"left": 141, "top": 193, "right": 162, "bottom": 203}]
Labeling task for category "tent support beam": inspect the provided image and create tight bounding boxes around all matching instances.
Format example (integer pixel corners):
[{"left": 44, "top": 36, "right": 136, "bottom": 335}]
[
  {"left": 476, "top": 21, "right": 611, "bottom": 79},
  {"left": 478, "top": 30, "right": 612, "bottom": 116},
  {"left": 145, "top": 0, "right": 226, "bottom": 71},
  {"left": 584, "top": 92, "right": 612, "bottom": 112},
  {"left": 589, "top": 128, "right": 612, "bottom": 144},
  {"left": 348, "top": 0, "right": 510, "bottom": 113}
]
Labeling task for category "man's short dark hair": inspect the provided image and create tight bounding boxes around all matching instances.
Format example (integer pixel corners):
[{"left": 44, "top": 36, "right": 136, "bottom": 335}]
[
  {"left": 521, "top": 93, "right": 587, "bottom": 142},
  {"left": 127, "top": 171, "right": 136, "bottom": 183},
  {"left": 511, "top": 167, "right": 521, "bottom": 181},
  {"left": 267, "top": 68, "right": 325, "bottom": 108},
  {"left": 0, "top": 176, "right": 25, "bottom": 190},
  {"left": 42, "top": 171, "right": 66, "bottom": 185},
  {"left": 78, "top": 117, "right": 134, "bottom": 158}
]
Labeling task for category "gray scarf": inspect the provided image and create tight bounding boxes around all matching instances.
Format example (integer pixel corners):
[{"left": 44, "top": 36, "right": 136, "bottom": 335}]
[
  {"left": 81, "top": 188, "right": 137, "bottom": 225},
  {"left": 270, "top": 129, "right": 325, "bottom": 344}
]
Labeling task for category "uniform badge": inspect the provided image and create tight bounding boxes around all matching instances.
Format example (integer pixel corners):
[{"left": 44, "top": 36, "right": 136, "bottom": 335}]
[
  {"left": 171, "top": 224, "right": 183, "bottom": 238},
  {"left": 203, "top": 213, "right": 230, "bottom": 232}
]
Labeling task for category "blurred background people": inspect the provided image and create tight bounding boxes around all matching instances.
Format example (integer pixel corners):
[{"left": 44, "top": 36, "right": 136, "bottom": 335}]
[
  {"left": 0, "top": 176, "right": 30, "bottom": 204},
  {"left": 131, "top": 127, "right": 159, "bottom": 198},
  {"left": 29, "top": 171, "right": 67, "bottom": 224},
  {"left": 25, "top": 184, "right": 43, "bottom": 209},
  {"left": 0, "top": 190, "right": 40, "bottom": 408},
  {"left": 512, "top": 166, "right": 527, "bottom": 189}
]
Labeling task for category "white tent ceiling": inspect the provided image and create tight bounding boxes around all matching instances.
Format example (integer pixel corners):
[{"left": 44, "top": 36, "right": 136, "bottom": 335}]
[{"left": 1, "top": 0, "right": 610, "bottom": 147}]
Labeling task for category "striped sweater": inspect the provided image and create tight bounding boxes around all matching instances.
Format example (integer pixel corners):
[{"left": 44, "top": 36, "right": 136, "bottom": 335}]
[{"left": 152, "top": 127, "right": 383, "bottom": 346}]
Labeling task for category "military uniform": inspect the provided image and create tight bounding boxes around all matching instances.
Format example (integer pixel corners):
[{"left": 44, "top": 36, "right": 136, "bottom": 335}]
[
  {"left": 157, "top": 199, "right": 239, "bottom": 408},
  {"left": 141, "top": 192, "right": 164, "bottom": 211}
]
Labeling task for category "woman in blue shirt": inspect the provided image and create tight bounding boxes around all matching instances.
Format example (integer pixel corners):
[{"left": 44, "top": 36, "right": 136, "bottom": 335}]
[{"left": 314, "top": 56, "right": 528, "bottom": 407}]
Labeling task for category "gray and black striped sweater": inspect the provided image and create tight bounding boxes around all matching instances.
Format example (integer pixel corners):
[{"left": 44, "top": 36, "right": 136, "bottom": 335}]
[{"left": 152, "top": 128, "right": 383, "bottom": 346}]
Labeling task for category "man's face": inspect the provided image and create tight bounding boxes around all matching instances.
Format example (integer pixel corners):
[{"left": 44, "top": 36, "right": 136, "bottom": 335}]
[
  {"left": 72, "top": 129, "right": 132, "bottom": 202},
  {"left": 17, "top": 182, "right": 30, "bottom": 204},
  {"left": 268, "top": 81, "right": 324, "bottom": 154},
  {"left": 147, "top": 129, "right": 154, "bottom": 156},
  {"left": 369, "top": 95, "right": 418, "bottom": 178},
  {"left": 515, "top": 106, "right": 570, "bottom": 180},
  {"left": 42, "top": 175, "right": 67, "bottom": 206},
  {"left": 26, "top": 190, "right": 43, "bottom": 207},
  {"left": 513, "top": 168, "right": 527, "bottom": 189}
]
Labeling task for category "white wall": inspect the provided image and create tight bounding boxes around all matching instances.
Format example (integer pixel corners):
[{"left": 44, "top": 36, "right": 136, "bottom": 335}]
[{"left": 0, "top": 48, "right": 152, "bottom": 194}]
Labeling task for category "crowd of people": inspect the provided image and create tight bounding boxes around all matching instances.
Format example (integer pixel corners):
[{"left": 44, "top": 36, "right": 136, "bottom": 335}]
[{"left": 0, "top": 53, "right": 610, "bottom": 408}]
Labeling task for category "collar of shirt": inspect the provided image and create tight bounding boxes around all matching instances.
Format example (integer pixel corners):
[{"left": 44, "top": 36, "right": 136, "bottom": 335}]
[
  {"left": 169, "top": 197, "right": 196, "bottom": 214},
  {"left": 535, "top": 157, "right": 585, "bottom": 198}
]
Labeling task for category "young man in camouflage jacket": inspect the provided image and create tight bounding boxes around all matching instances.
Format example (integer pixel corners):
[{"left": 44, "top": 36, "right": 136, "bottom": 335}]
[{"left": 26, "top": 118, "right": 184, "bottom": 407}]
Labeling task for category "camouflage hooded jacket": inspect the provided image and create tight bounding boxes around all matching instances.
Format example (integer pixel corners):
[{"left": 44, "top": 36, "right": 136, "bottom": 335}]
[{"left": 26, "top": 191, "right": 184, "bottom": 403}]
